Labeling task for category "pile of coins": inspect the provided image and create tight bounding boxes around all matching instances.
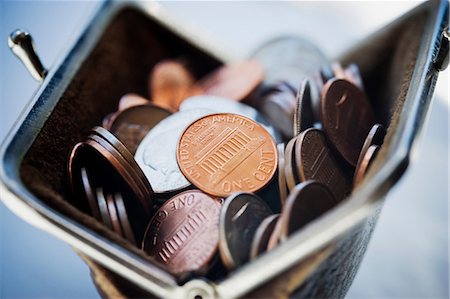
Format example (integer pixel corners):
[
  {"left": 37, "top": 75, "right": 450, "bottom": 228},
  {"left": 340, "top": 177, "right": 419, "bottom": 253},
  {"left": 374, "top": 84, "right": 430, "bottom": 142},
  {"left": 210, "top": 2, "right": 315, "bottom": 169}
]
[{"left": 68, "top": 38, "right": 385, "bottom": 279}]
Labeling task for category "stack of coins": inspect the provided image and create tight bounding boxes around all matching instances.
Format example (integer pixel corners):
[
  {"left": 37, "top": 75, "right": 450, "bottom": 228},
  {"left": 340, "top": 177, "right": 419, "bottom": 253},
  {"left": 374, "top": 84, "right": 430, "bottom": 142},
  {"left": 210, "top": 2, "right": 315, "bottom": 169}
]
[{"left": 67, "top": 37, "right": 385, "bottom": 278}]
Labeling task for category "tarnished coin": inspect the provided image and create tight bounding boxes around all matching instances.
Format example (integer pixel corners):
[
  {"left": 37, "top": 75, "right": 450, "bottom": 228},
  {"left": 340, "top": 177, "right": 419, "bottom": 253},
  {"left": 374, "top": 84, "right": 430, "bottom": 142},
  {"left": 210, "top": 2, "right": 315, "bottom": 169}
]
[
  {"left": 294, "top": 79, "right": 314, "bottom": 136},
  {"left": 109, "top": 104, "right": 172, "bottom": 154},
  {"left": 118, "top": 93, "right": 151, "bottom": 111},
  {"left": 295, "top": 128, "right": 350, "bottom": 201},
  {"left": 80, "top": 167, "right": 100, "bottom": 220},
  {"left": 277, "top": 143, "right": 288, "bottom": 206},
  {"left": 354, "top": 145, "right": 380, "bottom": 187},
  {"left": 279, "top": 181, "right": 336, "bottom": 241},
  {"left": 114, "top": 192, "right": 136, "bottom": 245},
  {"left": 320, "top": 79, "right": 376, "bottom": 166},
  {"left": 89, "top": 126, "right": 154, "bottom": 206},
  {"left": 142, "top": 190, "right": 220, "bottom": 275},
  {"left": 179, "top": 95, "right": 281, "bottom": 142},
  {"left": 251, "top": 36, "right": 328, "bottom": 87},
  {"left": 135, "top": 109, "right": 214, "bottom": 194},
  {"left": 177, "top": 113, "right": 278, "bottom": 197},
  {"left": 250, "top": 214, "right": 280, "bottom": 260},
  {"left": 150, "top": 60, "right": 197, "bottom": 111},
  {"left": 106, "top": 192, "right": 123, "bottom": 236},
  {"left": 357, "top": 124, "right": 385, "bottom": 169},
  {"left": 259, "top": 82, "right": 297, "bottom": 140},
  {"left": 102, "top": 113, "right": 116, "bottom": 130},
  {"left": 193, "top": 60, "right": 264, "bottom": 101},
  {"left": 219, "top": 193, "right": 273, "bottom": 269},
  {"left": 96, "top": 187, "right": 112, "bottom": 229},
  {"left": 85, "top": 134, "right": 152, "bottom": 214},
  {"left": 284, "top": 137, "right": 299, "bottom": 191}
]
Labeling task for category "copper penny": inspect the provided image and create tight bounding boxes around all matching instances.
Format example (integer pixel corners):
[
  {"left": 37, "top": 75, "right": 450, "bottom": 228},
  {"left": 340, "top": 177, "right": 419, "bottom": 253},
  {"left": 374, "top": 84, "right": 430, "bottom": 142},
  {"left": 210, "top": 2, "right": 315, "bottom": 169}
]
[
  {"left": 356, "top": 124, "right": 385, "bottom": 169},
  {"left": 320, "top": 78, "right": 375, "bottom": 166},
  {"left": 194, "top": 60, "right": 264, "bottom": 101},
  {"left": 89, "top": 126, "right": 154, "bottom": 206},
  {"left": 142, "top": 190, "right": 220, "bottom": 275},
  {"left": 279, "top": 180, "right": 336, "bottom": 241},
  {"left": 109, "top": 104, "right": 172, "bottom": 154},
  {"left": 150, "top": 60, "right": 197, "bottom": 111},
  {"left": 295, "top": 128, "right": 350, "bottom": 201},
  {"left": 118, "top": 93, "right": 151, "bottom": 111},
  {"left": 96, "top": 187, "right": 112, "bottom": 229},
  {"left": 277, "top": 143, "right": 288, "bottom": 206},
  {"left": 114, "top": 192, "right": 136, "bottom": 245},
  {"left": 102, "top": 112, "right": 116, "bottom": 130},
  {"left": 80, "top": 167, "right": 100, "bottom": 220},
  {"left": 106, "top": 192, "right": 123, "bottom": 236},
  {"left": 85, "top": 135, "right": 151, "bottom": 214},
  {"left": 250, "top": 214, "right": 280, "bottom": 260},
  {"left": 354, "top": 145, "right": 380, "bottom": 187},
  {"left": 219, "top": 192, "right": 273, "bottom": 269},
  {"left": 294, "top": 79, "right": 314, "bottom": 136},
  {"left": 177, "top": 113, "right": 278, "bottom": 197},
  {"left": 284, "top": 137, "right": 299, "bottom": 191}
]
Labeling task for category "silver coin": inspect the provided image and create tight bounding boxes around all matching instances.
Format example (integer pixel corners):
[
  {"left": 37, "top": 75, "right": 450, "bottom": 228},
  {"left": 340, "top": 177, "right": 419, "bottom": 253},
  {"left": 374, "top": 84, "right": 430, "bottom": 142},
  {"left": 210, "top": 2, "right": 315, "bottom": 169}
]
[
  {"left": 179, "top": 95, "right": 282, "bottom": 143},
  {"left": 251, "top": 36, "right": 329, "bottom": 87},
  {"left": 135, "top": 109, "right": 214, "bottom": 194},
  {"left": 219, "top": 192, "right": 273, "bottom": 270}
]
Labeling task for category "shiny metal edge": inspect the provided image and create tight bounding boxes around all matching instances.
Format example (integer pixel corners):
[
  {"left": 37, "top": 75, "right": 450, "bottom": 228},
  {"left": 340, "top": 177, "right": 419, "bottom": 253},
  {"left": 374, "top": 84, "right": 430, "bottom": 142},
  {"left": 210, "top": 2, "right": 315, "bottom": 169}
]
[{"left": 0, "top": 0, "right": 447, "bottom": 298}]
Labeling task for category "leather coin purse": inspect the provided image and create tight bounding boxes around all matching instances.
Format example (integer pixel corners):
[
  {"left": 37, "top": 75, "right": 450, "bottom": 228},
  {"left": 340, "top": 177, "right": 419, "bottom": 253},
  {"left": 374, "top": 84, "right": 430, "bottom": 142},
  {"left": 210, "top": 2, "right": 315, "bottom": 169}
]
[{"left": 0, "top": 1, "right": 448, "bottom": 298}]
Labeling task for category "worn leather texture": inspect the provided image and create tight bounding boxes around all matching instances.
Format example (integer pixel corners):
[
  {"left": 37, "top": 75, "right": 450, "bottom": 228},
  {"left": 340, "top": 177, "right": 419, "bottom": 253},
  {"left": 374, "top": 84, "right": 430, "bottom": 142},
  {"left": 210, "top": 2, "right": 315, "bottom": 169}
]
[{"left": 17, "top": 2, "right": 431, "bottom": 298}]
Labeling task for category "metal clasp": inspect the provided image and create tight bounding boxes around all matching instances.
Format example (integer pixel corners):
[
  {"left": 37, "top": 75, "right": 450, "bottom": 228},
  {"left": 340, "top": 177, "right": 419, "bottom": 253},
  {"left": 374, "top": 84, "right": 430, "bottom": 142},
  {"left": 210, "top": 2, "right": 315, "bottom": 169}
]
[
  {"left": 434, "top": 26, "right": 449, "bottom": 72},
  {"left": 8, "top": 29, "right": 48, "bottom": 81}
]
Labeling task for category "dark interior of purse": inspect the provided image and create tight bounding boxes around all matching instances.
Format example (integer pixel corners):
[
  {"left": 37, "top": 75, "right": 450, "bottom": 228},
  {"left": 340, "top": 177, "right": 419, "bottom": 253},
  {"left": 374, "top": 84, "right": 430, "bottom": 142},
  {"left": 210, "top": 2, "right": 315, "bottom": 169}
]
[{"left": 18, "top": 3, "right": 428, "bottom": 285}]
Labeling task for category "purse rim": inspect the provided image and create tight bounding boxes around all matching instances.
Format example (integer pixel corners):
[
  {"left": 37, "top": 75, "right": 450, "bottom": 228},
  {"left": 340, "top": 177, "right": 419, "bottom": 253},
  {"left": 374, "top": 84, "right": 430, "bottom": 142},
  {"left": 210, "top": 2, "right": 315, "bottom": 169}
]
[{"left": 0, "top": 0, "right": 448, "bottom": 298}]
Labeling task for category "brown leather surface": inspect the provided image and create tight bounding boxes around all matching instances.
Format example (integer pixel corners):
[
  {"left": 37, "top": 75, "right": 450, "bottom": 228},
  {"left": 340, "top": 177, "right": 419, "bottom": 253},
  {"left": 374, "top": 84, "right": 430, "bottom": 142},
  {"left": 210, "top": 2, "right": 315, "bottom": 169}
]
[{"left": 18, "top": 2, "right": 429, "bottom": 298}]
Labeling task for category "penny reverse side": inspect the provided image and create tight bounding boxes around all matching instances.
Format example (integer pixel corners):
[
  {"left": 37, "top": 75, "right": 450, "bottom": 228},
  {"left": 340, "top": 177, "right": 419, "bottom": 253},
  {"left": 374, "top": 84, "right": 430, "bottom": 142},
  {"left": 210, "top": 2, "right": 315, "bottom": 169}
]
[{"left": 177, "top": 113, "right": 278, "bottom": 197}]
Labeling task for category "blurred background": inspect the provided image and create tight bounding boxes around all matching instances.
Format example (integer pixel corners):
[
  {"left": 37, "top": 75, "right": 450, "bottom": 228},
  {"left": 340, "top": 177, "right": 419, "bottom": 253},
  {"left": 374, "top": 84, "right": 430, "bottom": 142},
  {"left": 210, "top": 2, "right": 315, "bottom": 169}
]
[{"left": 0, "top": 1, "right": 448, "bottom": 298}]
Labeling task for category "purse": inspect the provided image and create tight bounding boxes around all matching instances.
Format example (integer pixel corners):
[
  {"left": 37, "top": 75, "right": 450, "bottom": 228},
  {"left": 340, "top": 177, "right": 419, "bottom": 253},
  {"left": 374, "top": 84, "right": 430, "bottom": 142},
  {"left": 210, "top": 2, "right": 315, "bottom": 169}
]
[{"left": 1, "top": 1, "right": 448, "bottom": 298}]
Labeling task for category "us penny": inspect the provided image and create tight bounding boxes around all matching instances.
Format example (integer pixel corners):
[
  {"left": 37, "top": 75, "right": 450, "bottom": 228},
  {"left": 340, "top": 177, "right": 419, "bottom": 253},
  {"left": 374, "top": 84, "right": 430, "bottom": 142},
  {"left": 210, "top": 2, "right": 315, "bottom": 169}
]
[
  {"left": 354, "top": 145, "right": 380, "bottom": 187},
  {"left": 89, "top": 126, "right": 154, "bottom": 206},
  {"left": 118, "top": 93, "right": 151, "bottom": 111},
  {"left": 109, "top": 104, "right": 172, "bottom": 154},
  {"left": 142, "top": 190, "right": 220, "bottom": 275},
  {"left": 284, "top": 137, "right": 299, "bottom": 191},
  {"left": 295, "top": 128, "right": 350, "bottom": 201},
  {"left": 279, "top": 180, "right": 336, "bottom": 241},
  {"left": 177, "top": 113, "right": 278, "bottom": 197},
  {"left": 135, "top": 109, "right": 214, "bottom": 194},
  {"left": 277, "top": 143, "right": 288, "bottom": 206},
  {"left": 250, "top": 214, "right": 280, "bottom": 260},
  {"left": 356, "top": 124, "right": 385, "bottom": 169},
  {"left": 193, "top": 60, "right": 264, "bottom": 101},
  {"left": 150, "top": 60, "right": 197, "bottom": 111},
  {"left": 179, "top": 95, "right": 281, "bottom": 143},
  {"left": 96, "top": 187, "right": 112, "bottom": 229},
  {"left": 294, "top": 79, "right": 314, "bottom": 136},
  {"left": 80, "top": 167, "right": 100, "bottom": 220},
  {"left": 106, "top": 192, "right": 123, "bottom": 236},
  {"left": 114, "top": 192, "right": 136, "bottom": 245},
  {"left": 85, "top": 135, "right": 151, "bottom": 213},
  {"left": 320, "top": 78, "right": 375, "bottom": 166},
  {"left": 219, "top": 192, "right": 273, "bottom": 269}
]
